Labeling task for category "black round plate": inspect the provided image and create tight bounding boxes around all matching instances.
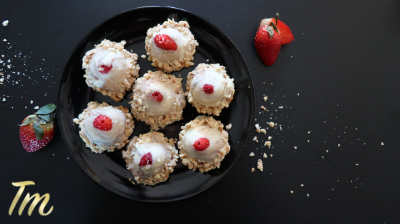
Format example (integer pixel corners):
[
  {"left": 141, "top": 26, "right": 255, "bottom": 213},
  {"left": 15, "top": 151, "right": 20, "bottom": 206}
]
[{"left": 58, "top": 6, "right": 254, "bottom": 202}]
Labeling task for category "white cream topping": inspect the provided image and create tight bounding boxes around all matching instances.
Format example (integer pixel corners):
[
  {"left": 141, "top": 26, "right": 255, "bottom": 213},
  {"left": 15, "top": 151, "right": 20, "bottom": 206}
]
[
  {"left": 191, "top": 69, "right": 234, "bottom": 107},
  {"left": 183, "top": 125, "right": 225, "bottom": 162},
  {"left": 140, "top": 79, "right": 177, "bottom": 117},
  {"left": 83, "top": 107, "right": 127, "bottom": 146},
  {"left": 88, "top": 49, "right": 130, "bottom": 92},
  {"left": 149, "top": 28, "right": 190, "bottom": 62},
  {"left": 132, "top": 142, "right": 168, "bottom": 177}
]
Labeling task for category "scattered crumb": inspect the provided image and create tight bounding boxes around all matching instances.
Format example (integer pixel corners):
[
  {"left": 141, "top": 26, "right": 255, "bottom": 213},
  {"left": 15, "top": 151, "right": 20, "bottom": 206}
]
[
  {"left": 307, "top": 193, "right": 310, "bottom": 197},
  {"left": 263, "top": 153, "right": 267, "bottom": 158},
  {"left": 257, "top": 159, "right": 263, "bottom": 171},
  {"left": 270, "top": 154, "right": 273, "bottom": 157},
  {"left": 294, "top": 146, "right": 297, "bottom": 150},
  {"left": 30, "top": 100, "right": 33, "bottom": 104},
  {"left": 178, "top": 74, "right": 181, "bottom": 78},
  {"left": 338, "top": 144, "right": 340, "bottom": 147},
  {"left": 301, "top": 184, "right": 304, "bottom": 187},
  {"left": 263, "top": 96, "right": 268, "bottom": 101},
  {"left": 3, "top": 39, "right": 6, "bottom": 42},
  {"left": 206, "top": 59, "right": 209, "bottom": 62},
  {"left": 260, "top": 106, "right": 266, "bottom": 111},
  {"left": 67, "top": 157, "right": 69, "bottom": 160},
  {"left": 260, "top": 129, "right": 266, "bottom": 135},
  {"left": 34, "top": 106, "right": 39, "bottom": 109},
  {"left": 251, "top": 168, "right": 255, "bottom": 173},
  {"left": 278, "top": 106, "right": 283, "bottom": 109},
  {"left": 225, "top": 123, "right": 232, "bottom": 129},
  {"left": 253, "top": 136, "right": 258, "bottom": 142},
  {"left": 268, "top": 122, "right": 275, "bottom": 128},
  {"left": 297, "top": 93, "right": 299, "bottom": 96},
  {"left": 307, "top": 130, "right": 311, "bottom": 134},
  {"left": 2, "top": 20, "right": 9, "bottom": 26},
  {"left": 355, "top": 163, "right": 359, "bottom": 166},
  {"left": 290, "top": 190, "right": 294, "bottom": 194},
  {"left": 264, "top": 141, "right": 271, "bottom": 149},
  {"left": 268, "top": 136, "right": 272, "bottom": 140},
  {"left": 141, "top": 55, "right": 146, "bottom": 58},
  {"left": 73, "top": 118, "right": 79, "bottom": 124},
  {"left": 255, "top": 124, "right": 261, "bottom": 133},
  {"left": 249, "top": 152, "right": 255, "bottom": 156},
  {"left": 2, "top": 98, "right": 6, "bottom": 101},
  {"left": 381, "top": 142, "right": 384, "bottom": 146}
]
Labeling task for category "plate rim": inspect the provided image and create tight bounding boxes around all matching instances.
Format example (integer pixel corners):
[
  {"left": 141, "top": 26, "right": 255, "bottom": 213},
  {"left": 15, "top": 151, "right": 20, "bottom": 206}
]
[{"left": 58, "top": 5, "right": 255, "bottom": 202}]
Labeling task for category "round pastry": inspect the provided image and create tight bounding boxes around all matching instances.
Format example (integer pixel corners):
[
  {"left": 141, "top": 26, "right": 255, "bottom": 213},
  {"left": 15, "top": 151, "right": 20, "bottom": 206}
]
[
  {"left": 82, "top": 39, "right": 140, "bottom": 101},
  {"left": 122, "top": 131, "right": 179, "bottom": 185},
  {"left": 145, "top": 19, "right": 198, "bottom": 73},
  {"left": 129, "top": 70, "right": 186, "bottom": 130},
  {"left": 178, "top": 115, "right": 230, "bottom": 173},
  {"left": 74, "top": 102, "right": 134, "bottom": 153},
  {"left": 186, "top": 63, "right": 235, "bottom": 116}
]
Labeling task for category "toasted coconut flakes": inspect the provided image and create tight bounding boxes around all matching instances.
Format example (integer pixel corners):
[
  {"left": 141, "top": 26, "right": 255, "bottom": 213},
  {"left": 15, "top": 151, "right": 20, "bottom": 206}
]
[
  {"left": 255, "top": 124, "right": 261, "bottom": 133},
  {"left": 2, "top": 20, "right": 9, "bottom": 26},
  {"left": 257, "top": 159, "right": 263, "bottom": 171},
  {"left": 225, "top": 123, "right": 232, "bottom": 129},
  {"left": 260, "top": 129, "right": 266, "bottom": 135},
  {"left": 268, "top": 136, "right": 272, "bottom": 140},
  {"left": 263, "top": 153, "right": 267, "bottom": 158},
  {"left": 251, "top": 168, "right": 255, "bottom": 173},
  {"left": 264, "top": 141, "right": 271, "bottom": 148},
  {"left": 249, "top": 152, "right": 255, "bottom": 156},
  {"left": 260, "top": 106, "right": 266, "bottom": 111},
  {"left": 263, "top": 96, "right": 268, "bottom": 101},
  {"left": 253, "top": 136, "right": 258, "bottom": 142},
  {"left": 141, "top": 55, "right": 146, "bottom": 58},
  {"left": 268, "top": 122, "right": 275, "bottom": 128}
]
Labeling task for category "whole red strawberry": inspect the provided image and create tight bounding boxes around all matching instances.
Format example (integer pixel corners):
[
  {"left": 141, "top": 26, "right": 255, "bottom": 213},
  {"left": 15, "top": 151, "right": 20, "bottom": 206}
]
[
  {"left": 19, "top": 104, "right": 56, "bottom": 152},
  {"left": 193, "top": 138, "right": 210, "bottom": 151},
  {"left": 154, "top": 34, "right": 177, "bottom": 50},
  {"left": 255, "top": 13, "right": 282, "bottom": 66}
]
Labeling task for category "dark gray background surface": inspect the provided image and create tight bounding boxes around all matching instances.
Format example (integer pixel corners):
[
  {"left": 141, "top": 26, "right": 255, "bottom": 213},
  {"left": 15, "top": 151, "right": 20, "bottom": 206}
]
[{"left": 0, "top": 0, "right": 399, "bottom": 223}]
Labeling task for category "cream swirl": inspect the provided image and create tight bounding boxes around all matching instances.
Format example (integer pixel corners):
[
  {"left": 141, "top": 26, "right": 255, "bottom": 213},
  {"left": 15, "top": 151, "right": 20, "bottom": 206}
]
[
  {"left": 88, "top": 49, "right": 130, "bottom": 92},
  {"left": 132, "top": 142, "right": 169, "bottom": 177},
  {"left": 149, "top": 28, "right": 191, "bottom": 63},
  {"left": 191, "top": 69, "right": 234, "bottom": 107},
  {"left": 140, "top": 79, "right": 176, "bottom": 117},
  {"left": 183, "top": 125, "right": 225, "bottom": 162},
  {"left": 83, "top": 106, "right": 127, "bottom": 146}
]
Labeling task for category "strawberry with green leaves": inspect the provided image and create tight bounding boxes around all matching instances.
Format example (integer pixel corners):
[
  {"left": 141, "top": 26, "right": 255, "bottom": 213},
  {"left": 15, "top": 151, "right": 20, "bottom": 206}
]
[
  {"left": 255, "top": 13, "right": 282, "bottom": 66},
  {"left": 19, "top": 104, "right": 56, "bottom": 152}
]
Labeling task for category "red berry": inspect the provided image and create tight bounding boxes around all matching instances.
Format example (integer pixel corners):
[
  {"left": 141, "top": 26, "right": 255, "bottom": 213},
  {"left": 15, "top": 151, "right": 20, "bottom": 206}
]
[
  {"left": 93, "top": 115, "right": 113, "bottom": 131},
  {"left": 154, "top": 34, "right": 177, "bottom": 50},
  {"left": 19, "top": 104, "right": 56, "bottom": 152},
  {"left": 193, "top": 138, "right": 210, "bottom": 151},
  {"left": 139, "top": 152, "right": 153, "bottom": 166},
  {"left": 151, "top": 91, "right": 163, "bottom": 102},
  {"left": 255, "top": 23, "right": 281, "bottom": 66},
  {"left": 99, "top": 65, "right": 113, "bottom": 74},
  {"left": 203, "top": 84, "right": 214, "bottom": 94}
]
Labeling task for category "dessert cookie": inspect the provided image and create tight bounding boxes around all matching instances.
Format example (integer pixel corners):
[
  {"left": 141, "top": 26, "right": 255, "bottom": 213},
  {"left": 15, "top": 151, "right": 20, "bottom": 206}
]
[
  {"left": 74, "top": 102, "right": 134, "bottom": 153},
  {"left": 186, "top": 63, "right": 235, "bottom": 116},
  {"left": 178, "top": 115, "right": 230, "bottom": 173},
  {"left": 145, "top": 19, "right": 198, "bottom": 73},
  {"left": 122, "top": 131, "right": 179, "bottom": 185},
  {"left": 130, "top": 70, "right": 186, "bottom": 130},
  {"left": 82, "top": 39, "right": 140, "bottom": 101}
]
